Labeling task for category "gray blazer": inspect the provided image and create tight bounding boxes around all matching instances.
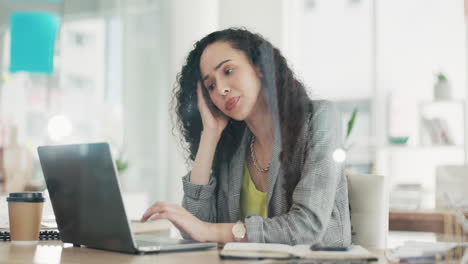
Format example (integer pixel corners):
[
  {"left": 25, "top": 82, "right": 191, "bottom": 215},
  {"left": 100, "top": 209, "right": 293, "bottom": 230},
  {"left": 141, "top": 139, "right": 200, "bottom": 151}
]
[{"left": 181, "top": 100, "right": 352, "bottom": 246}]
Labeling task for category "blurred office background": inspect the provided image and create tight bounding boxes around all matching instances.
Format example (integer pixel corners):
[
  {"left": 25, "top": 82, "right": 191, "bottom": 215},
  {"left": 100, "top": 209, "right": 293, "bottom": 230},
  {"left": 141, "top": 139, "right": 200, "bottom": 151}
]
[{"left": 0, "top": 0, "right": 467, "bottom": 244}]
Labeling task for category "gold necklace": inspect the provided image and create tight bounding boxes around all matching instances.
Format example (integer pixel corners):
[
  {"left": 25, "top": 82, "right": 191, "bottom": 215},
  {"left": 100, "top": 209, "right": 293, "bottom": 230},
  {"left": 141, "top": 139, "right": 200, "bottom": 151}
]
[{"left": 250, "top": 136, "right": 270, "bottom": 173}]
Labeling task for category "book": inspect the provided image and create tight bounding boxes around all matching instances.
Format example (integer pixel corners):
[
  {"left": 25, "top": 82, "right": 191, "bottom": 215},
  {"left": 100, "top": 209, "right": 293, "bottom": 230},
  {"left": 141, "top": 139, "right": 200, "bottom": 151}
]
[
  {"left": 422, "top": 117, "right": 441, "bottom": 145},
  {"left": 421, "top": 117, "right": 455, "bottom": 145},
  {"left": 437, "top": 118, "right": 455, "bottom": 145},
  {"left": 219, "top": 242, "right": 378, "bottom": 261}
]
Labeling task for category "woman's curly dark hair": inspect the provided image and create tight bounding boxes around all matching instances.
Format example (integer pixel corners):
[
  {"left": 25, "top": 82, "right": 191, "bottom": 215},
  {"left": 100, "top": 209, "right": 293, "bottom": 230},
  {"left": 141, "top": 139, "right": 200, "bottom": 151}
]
[{"left": 172, "top": 28, "right": 311, "bottom": 208}]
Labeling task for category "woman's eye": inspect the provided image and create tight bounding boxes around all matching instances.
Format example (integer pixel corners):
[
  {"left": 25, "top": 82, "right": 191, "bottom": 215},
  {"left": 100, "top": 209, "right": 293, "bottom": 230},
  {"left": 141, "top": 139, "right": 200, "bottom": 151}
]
[
  {"left": 207, "top": 83, "right": 215, "bottom": 90},
  {"left": 225, "top": 68, "right": 233, "bottom": 75}
]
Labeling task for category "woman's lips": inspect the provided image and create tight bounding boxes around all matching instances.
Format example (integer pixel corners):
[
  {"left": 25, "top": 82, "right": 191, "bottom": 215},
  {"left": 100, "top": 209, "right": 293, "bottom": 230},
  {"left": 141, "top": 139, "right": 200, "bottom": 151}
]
[{"left": 226, "top": 96, "right": 240, "bottom": 111}]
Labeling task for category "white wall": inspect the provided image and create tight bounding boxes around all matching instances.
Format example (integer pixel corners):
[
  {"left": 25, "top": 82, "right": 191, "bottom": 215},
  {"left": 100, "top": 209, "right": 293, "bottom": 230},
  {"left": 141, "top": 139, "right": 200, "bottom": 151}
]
[
  {"left": 121, "top": 4, "right": 165, "bottom": 202},
  {"left": 166, "top": 0, "right": 219, "bottom": 203},
  {"left": 170, "top": 0, "right": 218, "bottom": 81},
  {"left": 118, "top": 0, "right": 219, "bottom": 205},
  {"left": 374, "top": 0, "right": 467, "bottom": 209},
  {"left": 299, "top": 0, "right": 374, "bottom": 100},
  {"left": 378, "top": 0, "right": 466, "bottom": 142},
  {"left": 218, "top": 0, "right": 285, "bottom": 49},
  {"left": 218, "top": 0, "right": 305, "bottom": 85}
]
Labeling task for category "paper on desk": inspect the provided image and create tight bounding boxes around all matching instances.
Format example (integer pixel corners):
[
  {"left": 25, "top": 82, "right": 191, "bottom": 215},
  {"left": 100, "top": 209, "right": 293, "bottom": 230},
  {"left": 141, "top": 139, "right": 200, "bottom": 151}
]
[
  {"left": 0, "top": 216, "right": 8, "bottom": 229},
  {"left": 130, "top": 219, "right": 173, "bottom": 234},
  {"left": 386, "top": 241, "right": 468, "bottom": 262}
]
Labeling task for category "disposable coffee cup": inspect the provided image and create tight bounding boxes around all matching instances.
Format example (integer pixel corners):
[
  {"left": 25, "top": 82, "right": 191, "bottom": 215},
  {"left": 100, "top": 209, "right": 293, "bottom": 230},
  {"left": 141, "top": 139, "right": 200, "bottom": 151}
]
[{"left": 7, "top": 192, "right": 45, "bottom": 245}]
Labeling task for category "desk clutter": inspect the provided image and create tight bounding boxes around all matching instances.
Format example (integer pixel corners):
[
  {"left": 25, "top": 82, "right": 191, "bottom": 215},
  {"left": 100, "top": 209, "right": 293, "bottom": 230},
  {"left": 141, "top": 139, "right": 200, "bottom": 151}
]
[
  {"left": 386, "top": 241, "right": 468, "bottom": 263},
  {"left": 0, "top": 230, "right": 60, "bottom": 241}
]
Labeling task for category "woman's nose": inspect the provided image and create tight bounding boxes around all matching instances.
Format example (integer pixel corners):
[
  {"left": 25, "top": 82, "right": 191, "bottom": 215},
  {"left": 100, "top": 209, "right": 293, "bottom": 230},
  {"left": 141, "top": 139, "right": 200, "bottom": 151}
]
[{"left": 218, "top": 85, "right": 231, "bottom": 96}]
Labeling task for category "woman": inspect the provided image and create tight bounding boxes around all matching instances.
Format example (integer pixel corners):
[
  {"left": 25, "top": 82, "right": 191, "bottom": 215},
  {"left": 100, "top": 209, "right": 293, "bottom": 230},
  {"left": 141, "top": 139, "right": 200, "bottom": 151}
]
[{"left": 141, "top": 28, "right": 351, "bottom": 246}]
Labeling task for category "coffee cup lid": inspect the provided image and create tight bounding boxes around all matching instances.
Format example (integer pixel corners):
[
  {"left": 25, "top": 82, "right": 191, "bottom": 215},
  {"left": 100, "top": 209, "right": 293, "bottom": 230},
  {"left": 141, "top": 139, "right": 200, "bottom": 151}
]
[{"left": 6, "top": 192, "right": 45, "bottom": 203}]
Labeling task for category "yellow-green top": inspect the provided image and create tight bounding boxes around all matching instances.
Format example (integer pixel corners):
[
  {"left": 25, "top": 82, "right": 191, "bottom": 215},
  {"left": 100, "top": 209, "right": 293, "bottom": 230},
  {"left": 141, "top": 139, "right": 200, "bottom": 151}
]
[{"left": 240, "top": 164, "right": 267, "bottom": 220}]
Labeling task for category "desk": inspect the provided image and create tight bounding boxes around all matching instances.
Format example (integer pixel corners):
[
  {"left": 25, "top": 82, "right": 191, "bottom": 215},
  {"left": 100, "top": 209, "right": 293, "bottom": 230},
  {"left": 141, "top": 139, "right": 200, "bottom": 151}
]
[{"left": 0, "top": 241, "right": 387, "bottom": 264}]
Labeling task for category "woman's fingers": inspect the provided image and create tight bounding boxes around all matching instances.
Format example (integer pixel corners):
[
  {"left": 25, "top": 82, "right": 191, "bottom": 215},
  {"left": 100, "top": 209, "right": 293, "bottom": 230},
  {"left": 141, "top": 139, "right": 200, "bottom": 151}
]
[
  {"left": 196, "top": 81, "right": 229, "bottom": 135},
  {"left": 149, "top": 212, "right": 169, "bottom": 222},
  {"left": 140, "top": 212, "right": 153, "bottom": 222},
  {"left": 141, "top": 201, "right": 167, "bottom": 222},
  {"left": 141, "top": 202, "right": 182, "bottom": 222},
  {"left": 196, "top": 82, "right": 207, "bottom": 111},
  {"left": 149, "top": 209, "right": 194, "bottom": 237},
  {"left": 142, "top": 203, "right": 209, "bottom": 242},
  {"left": 145, "top": 203, "right": 185, "bottom": 225}
]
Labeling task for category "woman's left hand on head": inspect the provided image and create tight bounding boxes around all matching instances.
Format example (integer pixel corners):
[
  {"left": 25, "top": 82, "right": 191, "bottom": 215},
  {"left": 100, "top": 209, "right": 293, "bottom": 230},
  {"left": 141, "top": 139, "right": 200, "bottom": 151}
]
[{"left": 140, "top": 202, "right": 213, "bottom": 242}]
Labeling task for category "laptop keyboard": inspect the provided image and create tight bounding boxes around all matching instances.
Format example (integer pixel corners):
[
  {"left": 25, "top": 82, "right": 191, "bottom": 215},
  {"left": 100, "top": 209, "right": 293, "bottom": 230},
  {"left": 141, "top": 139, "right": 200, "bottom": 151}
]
[
  {"left": 135, "top": 236, "right": 197, "bottom": 247},
  {"left": 135, "top": 239, "right": 162, "bottom": 247}
]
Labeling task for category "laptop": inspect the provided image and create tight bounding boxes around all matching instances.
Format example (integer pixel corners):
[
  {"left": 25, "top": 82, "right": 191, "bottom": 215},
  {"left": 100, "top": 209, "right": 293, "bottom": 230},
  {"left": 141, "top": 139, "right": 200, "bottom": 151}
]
[{"left": 37, "top": 142, "right": 217, "bottom": 254}]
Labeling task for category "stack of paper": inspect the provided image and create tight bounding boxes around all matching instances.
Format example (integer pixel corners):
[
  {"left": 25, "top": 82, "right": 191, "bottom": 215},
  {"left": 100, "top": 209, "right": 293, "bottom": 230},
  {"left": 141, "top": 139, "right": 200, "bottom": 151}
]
[
  {"left": 130, "top": 219, "right": 172, "bottom": 235},
  {"left": 386, "top": 241, "right": 468, "bottom": 263}
]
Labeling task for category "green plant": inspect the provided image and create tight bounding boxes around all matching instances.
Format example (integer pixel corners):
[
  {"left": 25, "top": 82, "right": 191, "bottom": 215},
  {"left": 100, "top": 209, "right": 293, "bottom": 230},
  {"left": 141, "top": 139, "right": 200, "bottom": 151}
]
[
  {"left": 346, "top": 108, "right": 358, "bottom": 139},
  {"left": 436, "top": 72, "right": 447, "bottom": 82},
  {"left": 344, "top": 107, "right": 358, "bottom": 150},
  {"left": 116, "top": 159, "right": 128, "bottom": 173}
]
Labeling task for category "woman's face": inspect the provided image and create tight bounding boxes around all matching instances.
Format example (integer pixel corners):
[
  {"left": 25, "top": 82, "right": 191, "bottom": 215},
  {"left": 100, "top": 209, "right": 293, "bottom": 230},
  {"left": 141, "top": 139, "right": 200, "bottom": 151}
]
[{"left": 199, "top": 41, "right": 263, "bottom": 121}]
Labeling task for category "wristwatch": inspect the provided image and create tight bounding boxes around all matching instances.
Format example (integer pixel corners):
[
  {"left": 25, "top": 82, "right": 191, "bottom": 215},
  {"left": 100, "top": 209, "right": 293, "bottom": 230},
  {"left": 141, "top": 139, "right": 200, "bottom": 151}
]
[{"left": 231, "top": 221, "right": 246, "bottom": 241}]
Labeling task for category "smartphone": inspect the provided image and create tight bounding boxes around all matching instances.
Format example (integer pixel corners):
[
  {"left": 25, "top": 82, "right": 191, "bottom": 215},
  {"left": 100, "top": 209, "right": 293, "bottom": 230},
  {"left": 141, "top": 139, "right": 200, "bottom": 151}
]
[{"left": 310, "top": 245, "right": 349, "bottom": 251}]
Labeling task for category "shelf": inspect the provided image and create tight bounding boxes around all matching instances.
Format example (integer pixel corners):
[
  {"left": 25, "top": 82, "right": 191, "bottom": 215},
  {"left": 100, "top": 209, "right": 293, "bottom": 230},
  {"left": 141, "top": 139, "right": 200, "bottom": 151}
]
[
  {"left": 419, "top": 100, "right": 466, "bottom": 106},
  {"left": 378, "top": 145, "right": 464, "bottom": 151}
]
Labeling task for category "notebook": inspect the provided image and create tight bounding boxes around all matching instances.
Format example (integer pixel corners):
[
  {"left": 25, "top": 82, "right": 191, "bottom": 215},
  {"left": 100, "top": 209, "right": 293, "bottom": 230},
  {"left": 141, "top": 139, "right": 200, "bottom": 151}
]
[{"left": 220, "top": 242, "right": 378, "bottom": 261}]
